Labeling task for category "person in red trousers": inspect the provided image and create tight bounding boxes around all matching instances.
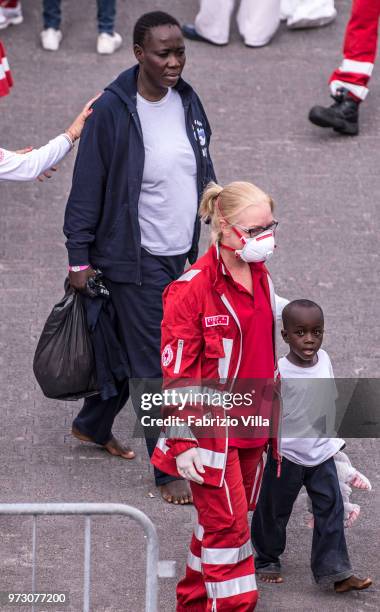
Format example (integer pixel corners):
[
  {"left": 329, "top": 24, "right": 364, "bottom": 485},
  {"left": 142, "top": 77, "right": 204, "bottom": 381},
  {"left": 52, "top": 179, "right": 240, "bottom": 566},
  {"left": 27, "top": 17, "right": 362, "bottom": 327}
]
[
  {"left": 152, "top": 180, "right": 287, "bottom": 611},
  {"left": 0, "top": 39, "right": 12, "bottom": 96},
  {"left": 309, "top": 0, "right": 380, "bottom": 135}
]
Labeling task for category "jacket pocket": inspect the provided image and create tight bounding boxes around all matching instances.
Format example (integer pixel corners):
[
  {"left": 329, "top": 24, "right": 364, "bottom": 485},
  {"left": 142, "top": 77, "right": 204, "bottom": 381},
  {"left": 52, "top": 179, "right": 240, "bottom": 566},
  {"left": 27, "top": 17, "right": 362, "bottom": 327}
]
[
  {"left": 204, "top": 334, "right": 234, "bottom": 382},
  {"left": 218, "top": 338, "right": 233, "bottom": 382},
  {"left": 204, "top": 333, "right": 225, "bottom": 359}
]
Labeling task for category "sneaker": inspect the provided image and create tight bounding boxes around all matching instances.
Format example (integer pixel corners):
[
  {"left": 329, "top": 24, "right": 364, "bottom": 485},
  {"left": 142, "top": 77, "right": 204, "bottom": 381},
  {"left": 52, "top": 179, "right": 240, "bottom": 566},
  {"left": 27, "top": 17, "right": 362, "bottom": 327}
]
[
  {"left": 40, "top": 28, "right": 62, "bottom": 52},
  {"left": 96, "top": 32, "right": 122, "bottom": 55},
  {"left": 0, "top": 1, "right": 23, "bottom": 26},
  {"left": 308, "top": 88, "right": 360, "bottom": 135}
]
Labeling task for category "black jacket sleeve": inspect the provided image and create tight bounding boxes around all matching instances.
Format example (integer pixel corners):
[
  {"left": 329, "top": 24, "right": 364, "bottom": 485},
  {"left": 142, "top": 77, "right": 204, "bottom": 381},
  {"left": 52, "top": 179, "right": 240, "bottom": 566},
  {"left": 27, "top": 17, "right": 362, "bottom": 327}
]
[{"left": 63, "top": 94, "right": 115, "bottom": 266}]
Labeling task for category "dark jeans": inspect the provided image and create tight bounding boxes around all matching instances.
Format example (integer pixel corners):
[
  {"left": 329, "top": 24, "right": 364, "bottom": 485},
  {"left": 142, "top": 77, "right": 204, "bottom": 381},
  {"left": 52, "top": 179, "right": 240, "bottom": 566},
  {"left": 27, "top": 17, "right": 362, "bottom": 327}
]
[
  {"left": 43, "top": 0, "right": 116, "bottom": 33},
  {"left": 251, "top": 450, "right": 353, "bottom": 584},
  {"left": 73, "top": 249, "right": 188, "bottom": 487}
]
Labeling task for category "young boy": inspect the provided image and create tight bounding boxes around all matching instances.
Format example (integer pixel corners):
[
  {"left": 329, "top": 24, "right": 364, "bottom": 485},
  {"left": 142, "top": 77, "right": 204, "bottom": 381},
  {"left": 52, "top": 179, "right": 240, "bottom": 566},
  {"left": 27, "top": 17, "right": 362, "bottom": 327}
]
[{"left": 251, "top": 299, "right": 372, "bottom": 592}]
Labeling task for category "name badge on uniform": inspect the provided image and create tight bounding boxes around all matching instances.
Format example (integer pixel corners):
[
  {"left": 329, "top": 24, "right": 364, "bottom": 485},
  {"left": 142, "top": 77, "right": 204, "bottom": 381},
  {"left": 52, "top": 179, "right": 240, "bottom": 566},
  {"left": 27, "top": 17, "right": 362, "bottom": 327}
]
[{"left": 205, "top": 315, "right": 229, "bottom": 327}]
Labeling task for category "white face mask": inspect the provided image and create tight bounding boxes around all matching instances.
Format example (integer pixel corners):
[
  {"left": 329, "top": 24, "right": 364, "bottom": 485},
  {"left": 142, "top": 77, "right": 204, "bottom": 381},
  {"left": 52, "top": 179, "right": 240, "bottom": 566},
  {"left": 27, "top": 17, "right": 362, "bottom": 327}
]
[{"left": 236, "top": 230, "right": 275, "bottom": 263}]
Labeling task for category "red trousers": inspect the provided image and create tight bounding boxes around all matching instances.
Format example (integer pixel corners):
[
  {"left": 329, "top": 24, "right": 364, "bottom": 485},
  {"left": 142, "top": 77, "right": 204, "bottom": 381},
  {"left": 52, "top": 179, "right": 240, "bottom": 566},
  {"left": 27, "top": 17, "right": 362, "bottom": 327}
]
[
  {"left": 0, "top": 1, "right": 20, "bottom": 8},
  {"left": 0, "top": 40, "right": 13, "bottom": 97},
  {"left": 329, "top": 0, "right": 380, "bottom": 100},
  {"left": 177, "top": 445, "right": 265, "bottom": 612}
]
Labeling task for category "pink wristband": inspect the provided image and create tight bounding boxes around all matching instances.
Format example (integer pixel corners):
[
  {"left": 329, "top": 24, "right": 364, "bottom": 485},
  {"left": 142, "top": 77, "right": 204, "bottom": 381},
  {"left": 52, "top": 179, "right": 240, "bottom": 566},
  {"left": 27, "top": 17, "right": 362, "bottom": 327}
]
[{"left": 68, "top": 265, "right": 90, "bottom": 272}]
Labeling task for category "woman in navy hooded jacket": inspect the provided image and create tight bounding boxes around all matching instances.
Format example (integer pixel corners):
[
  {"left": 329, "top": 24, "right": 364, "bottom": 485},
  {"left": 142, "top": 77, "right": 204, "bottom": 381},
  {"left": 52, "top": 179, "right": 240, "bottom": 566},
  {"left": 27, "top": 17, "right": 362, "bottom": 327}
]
[{"left": 63, "top": 11, "right": 216, "bottom": 504}]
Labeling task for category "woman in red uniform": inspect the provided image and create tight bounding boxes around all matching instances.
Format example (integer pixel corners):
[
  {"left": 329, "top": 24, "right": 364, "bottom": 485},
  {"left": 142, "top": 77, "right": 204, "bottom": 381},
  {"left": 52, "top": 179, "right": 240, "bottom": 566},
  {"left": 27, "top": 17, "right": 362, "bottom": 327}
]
[{"left": 152, "top": 180, "right": 286, "bottom": 611}]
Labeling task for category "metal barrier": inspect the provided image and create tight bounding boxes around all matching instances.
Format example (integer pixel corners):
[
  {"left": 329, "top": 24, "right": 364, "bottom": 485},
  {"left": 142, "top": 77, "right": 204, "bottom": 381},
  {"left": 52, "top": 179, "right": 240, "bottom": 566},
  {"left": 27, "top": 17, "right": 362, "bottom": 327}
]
[{"left": 0, "top": 503, "right": 176, "bottom": 612}]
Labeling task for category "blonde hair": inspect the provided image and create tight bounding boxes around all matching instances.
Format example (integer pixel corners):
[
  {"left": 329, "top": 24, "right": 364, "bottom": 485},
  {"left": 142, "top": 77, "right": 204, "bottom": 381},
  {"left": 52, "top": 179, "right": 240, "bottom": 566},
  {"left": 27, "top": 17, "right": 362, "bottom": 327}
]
[{"left": 199, "top": 181, "right": 274, "bottom": 242}]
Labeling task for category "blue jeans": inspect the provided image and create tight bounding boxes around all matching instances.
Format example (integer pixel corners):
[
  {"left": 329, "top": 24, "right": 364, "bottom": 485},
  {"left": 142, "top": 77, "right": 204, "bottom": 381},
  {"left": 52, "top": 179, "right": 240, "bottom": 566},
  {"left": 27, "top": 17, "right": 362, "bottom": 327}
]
[
  {"left": 43, "top": 0, "right": 116, "bottom": 33},
  {"left": 251, "top": 450, "right": 353, "bottom": 584}
]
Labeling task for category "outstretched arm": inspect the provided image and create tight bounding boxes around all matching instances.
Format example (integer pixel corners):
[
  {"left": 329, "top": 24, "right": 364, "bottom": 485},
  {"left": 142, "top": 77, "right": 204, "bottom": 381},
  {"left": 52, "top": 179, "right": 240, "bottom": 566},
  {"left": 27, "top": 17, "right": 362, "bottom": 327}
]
[{"left": 0, "top": 95, "right": 99, "bottom": 182}]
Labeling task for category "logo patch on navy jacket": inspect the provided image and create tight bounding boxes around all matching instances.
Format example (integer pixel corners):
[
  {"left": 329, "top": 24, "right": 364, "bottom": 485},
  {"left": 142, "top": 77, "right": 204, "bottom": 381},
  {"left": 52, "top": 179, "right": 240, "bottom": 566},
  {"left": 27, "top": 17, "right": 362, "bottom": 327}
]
[{"left": 205, "top": 315, "right": 229, "bottom": 327}]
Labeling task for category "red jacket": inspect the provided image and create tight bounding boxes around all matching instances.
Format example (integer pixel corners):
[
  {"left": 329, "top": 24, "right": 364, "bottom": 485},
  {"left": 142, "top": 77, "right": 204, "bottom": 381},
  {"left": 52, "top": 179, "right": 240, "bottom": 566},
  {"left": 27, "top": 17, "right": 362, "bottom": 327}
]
[{"left": 151, "top": 244, "right": 286, "bottom": 487}]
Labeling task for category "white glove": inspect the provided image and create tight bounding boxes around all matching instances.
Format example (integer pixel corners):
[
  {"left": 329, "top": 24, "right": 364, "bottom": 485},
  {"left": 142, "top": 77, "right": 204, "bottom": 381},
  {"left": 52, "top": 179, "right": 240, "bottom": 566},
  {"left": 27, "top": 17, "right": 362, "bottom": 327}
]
[{"left": 176, "top": 447, "right": 205, "bottom": 484}]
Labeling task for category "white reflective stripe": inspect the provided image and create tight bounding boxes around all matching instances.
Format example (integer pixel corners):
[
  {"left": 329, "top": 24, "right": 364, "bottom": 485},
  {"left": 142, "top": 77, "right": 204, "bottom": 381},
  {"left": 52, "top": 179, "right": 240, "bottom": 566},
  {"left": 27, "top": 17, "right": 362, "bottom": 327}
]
[
  {"left": 220, "top": 294, "right": 242, "bottom": 380},
  {"left": 0, "top": 65, "right": 5, "bottom": 79},
  {"left": 267, "top": 274, "right": 278, "bottom": 374},
  {"left": 187, "top": 550, "right": 202, "bottom": 572},
  {"left": 267, "top": 275, "right": 277, "bottom": 324},
  {"left": 339, "top": 59, "right": 374, "bottom": 77},
  {"left": 2, "top": 57, "right": 10, "bottom": 72},
  {"left": 224, "top": 481, "right": 233, "bottom": 515},
  {"left": 330, "top": 79, "right": 368, "bottom": 100},
  {"left": 173, "top": 339, "right": 184, "bottom": 375},
  {"left": 178, "top": 269, "right": 201, "bottom": 282},
  {"left": 194, "top": 521, "right": 204, "bottom": 541},
  {"left": 206, "top": 574, "right": 257, "bottom": 599},
  {"left": 156, "top": 435, "right": 169, "bottom": 453},
  {"left": 202, "top": 539, "right": 253, "bottom": 565},
  {"left": 218, "top": 338, "right": 233, "bottom": 381},
  {"left": 249, "top": 456, "right": 264, "bottom": 506},
  {"left": 198, "top": 447, "right": 225, "bottom": 470}
]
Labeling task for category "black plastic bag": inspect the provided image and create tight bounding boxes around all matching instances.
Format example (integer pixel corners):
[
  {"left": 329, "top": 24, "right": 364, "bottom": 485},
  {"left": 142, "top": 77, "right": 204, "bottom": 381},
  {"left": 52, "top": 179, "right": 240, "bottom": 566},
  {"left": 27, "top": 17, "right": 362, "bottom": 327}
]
[{"left": 33, "top": 283, "right": 99, "bottom": 400}]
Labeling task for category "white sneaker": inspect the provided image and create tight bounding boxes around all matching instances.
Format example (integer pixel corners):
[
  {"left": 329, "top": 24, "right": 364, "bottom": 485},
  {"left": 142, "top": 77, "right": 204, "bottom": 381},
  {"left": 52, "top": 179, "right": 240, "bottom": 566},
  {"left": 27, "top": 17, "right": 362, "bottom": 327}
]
[
  {"left": 0, "top": 1, "right": 23, "bottom": 26},
  {"left": 97, "top": 32, "right": 122, "bottom": 55},
  {"left": 41, "top": 28, "right": 63, "bottom": 52}
]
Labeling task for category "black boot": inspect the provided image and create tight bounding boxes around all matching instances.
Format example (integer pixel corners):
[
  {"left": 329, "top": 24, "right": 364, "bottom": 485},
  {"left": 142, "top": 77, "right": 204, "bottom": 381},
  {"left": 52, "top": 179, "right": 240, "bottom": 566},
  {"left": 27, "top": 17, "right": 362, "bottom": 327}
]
[{"left": 308, "top": 87, "right": 359, "bottom": 135}]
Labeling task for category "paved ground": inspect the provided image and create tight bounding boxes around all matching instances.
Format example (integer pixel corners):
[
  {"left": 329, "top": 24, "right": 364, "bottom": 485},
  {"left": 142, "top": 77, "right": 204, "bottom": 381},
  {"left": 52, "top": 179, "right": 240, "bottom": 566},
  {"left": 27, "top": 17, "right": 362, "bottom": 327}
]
[{"left": 0, "top": 1, "right": 379, "bottom": 610}]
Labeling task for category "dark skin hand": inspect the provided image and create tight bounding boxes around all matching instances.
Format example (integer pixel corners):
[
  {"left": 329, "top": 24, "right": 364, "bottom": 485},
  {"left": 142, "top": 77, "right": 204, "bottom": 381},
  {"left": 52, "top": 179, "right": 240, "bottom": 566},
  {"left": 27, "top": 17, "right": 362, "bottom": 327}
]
[{"left": 68, "top": 266, "right": 96, "bottom": 292}]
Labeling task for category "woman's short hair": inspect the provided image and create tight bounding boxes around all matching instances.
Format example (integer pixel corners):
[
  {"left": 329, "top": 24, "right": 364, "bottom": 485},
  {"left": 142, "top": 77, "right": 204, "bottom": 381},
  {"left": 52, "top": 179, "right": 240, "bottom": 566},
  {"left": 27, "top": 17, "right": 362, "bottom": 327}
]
[
  {"left": 199, "top": 181, "right": 274, "bottom": 242},
  {"left": 133, "top": 11, "right": 181, "bottom": 47}
]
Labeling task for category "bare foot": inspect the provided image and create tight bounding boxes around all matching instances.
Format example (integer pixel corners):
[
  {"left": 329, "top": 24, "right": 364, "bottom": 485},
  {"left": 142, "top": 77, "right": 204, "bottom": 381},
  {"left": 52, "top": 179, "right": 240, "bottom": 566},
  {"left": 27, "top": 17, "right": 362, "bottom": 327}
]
[
  {"left": 257, "top": 573, "right": 283, "bottom": 584},
  {"left": 72, "top": 426, "right": 94, "bottom": 443},
  {"left": 349, "top": 471, "right": 372, "bottom": 490},
  {"left": 103, "top": 436, "right": 135, "bottom": 460},
  {"left": 334, "top": 575, "right": 372, "bottom": 593},
  {"left": 160, "top": 480, "right": 193, "bottom": 505},
  {"left": 305, "top": 513, "right": 314, "bottom": 529},
  {"left": 72, "top": 427, "right": 135, "bottom": 460},
  {"left": 344, "top": 504, "right": 360, "bottom": 528}
]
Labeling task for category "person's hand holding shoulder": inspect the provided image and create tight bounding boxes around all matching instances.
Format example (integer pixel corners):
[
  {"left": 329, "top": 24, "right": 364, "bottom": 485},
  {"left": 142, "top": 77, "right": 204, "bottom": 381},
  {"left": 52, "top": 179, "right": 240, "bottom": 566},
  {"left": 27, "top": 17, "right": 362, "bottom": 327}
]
[{"left": 65, "top": 93, "right": 102, "bottom": 144}]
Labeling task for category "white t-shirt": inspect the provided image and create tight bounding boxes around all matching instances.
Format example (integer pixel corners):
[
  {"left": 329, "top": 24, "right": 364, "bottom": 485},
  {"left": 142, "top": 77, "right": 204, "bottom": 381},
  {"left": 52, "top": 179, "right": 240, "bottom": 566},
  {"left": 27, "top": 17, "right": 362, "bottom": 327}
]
[
  {"left": 279, "top": 349, "right": 344, "bottom": 466},
  {"left": 137, "top": 88, "right": 198, "bottom": 256},
  {"left": 0, "top": 134, "right": 72, "bottom": 182}
]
